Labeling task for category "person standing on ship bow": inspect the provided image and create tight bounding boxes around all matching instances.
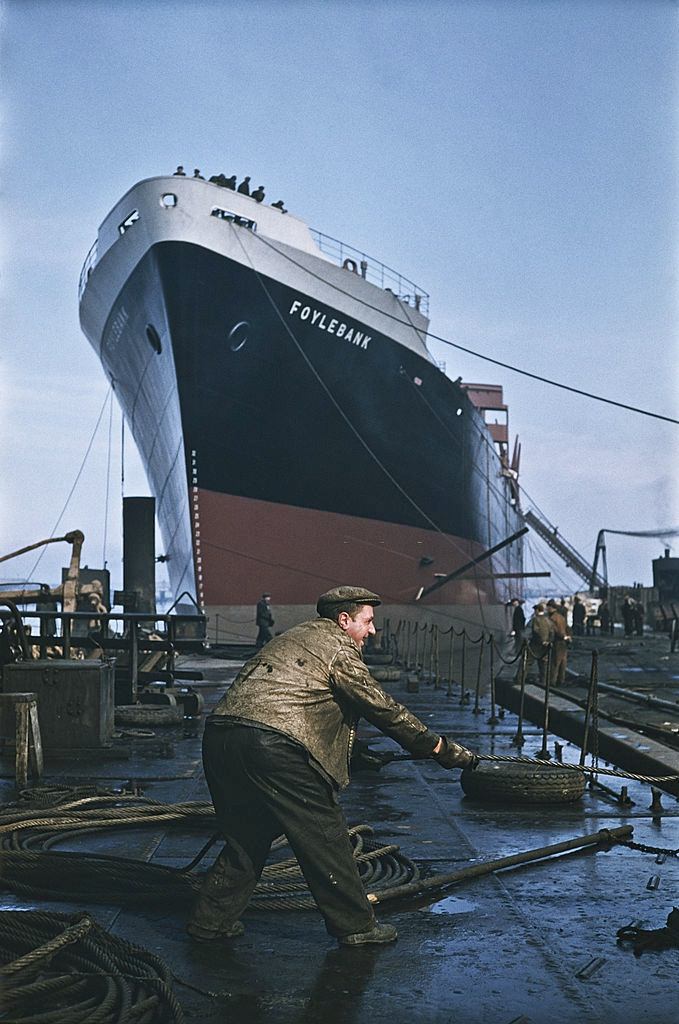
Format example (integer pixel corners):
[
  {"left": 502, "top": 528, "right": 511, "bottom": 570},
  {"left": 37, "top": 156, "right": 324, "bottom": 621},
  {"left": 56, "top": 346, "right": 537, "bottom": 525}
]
[
  {"left": 187, "top": 586, "right": 479, "bottom": 947},
  {"left": 255, "top": 592, "right": 274, "bottom": 648}
]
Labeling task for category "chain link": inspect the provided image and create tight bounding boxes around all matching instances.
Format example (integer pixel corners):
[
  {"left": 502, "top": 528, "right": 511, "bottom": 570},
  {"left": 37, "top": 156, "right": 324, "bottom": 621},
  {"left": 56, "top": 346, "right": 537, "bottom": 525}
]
[{"left": 613, "top": 838, "right": 679, "bottom": 858}]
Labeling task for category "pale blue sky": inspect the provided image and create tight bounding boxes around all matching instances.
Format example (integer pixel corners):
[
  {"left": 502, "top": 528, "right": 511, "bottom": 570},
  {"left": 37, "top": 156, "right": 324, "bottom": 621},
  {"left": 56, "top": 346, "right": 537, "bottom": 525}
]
[{"left": 1, "top": 0, "right": 677, "bottom": 594}]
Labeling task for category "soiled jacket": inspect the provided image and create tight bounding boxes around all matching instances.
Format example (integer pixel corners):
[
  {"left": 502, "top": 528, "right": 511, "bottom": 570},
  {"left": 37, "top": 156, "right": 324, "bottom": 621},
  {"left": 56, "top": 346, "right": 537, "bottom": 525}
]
[
  {"left": 529, "top": 613, "right": 554, "bottom": 657},
  {"left": 208, "top": 618, "right": 439, "bottom": 788}
]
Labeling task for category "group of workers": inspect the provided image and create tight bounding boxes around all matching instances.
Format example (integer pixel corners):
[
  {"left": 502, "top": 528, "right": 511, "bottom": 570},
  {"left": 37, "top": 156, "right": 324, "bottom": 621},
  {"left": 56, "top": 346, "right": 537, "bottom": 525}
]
[
  {"left": 509, "top": 591, "right": 644, "bottom": 685},
  {"left": 172, "top": 166, "right": 287, "bottom": 211}
]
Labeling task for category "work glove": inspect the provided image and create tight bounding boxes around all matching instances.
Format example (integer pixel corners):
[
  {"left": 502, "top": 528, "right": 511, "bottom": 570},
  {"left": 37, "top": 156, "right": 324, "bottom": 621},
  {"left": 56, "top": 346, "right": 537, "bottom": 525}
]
[{"left": 432, "top": 735, "right": 479, "bottom": 770}]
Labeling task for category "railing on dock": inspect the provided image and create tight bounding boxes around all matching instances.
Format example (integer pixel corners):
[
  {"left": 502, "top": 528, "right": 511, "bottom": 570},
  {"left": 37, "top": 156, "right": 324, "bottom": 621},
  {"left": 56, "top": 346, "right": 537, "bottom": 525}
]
[{"left": 1, "top": 607, "right": 207, "bottom": 705}]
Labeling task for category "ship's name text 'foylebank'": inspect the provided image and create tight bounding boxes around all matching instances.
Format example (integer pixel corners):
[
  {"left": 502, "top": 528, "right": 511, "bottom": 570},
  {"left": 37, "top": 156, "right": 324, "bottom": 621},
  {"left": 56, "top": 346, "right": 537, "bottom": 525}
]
[{"left": 288, "top": 299, "right": 371, "bottom": 349}]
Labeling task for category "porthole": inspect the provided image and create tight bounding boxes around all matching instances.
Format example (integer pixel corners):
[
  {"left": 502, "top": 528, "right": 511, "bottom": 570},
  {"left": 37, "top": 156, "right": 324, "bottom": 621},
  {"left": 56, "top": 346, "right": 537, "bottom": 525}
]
[
  {"left": 161, "top": 193, "right": 177, "bottom": 208},
  {"left": 146, "top": 324, "right": 162, "bottom": 354},
  {"left": 228, "top": 321, "right": 250, "bottom": 352}
]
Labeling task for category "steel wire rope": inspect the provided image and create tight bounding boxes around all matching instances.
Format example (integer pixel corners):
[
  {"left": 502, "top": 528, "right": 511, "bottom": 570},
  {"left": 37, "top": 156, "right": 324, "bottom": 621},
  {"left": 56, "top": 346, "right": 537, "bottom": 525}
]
[
  {"left": 230, "top": 227, "right": 499, "bottom": 627},
  {"left": 473, "top": 753, "right": 679, "bottom": 784},
  {"left": 101, "top": 388, "right": 114, "bottom": 570},
  {"left": 20, "top": 387, "right": 113, "bottom": 591},
  {"left": 252, "top": 232, "right": 679, "bottom": 426}
]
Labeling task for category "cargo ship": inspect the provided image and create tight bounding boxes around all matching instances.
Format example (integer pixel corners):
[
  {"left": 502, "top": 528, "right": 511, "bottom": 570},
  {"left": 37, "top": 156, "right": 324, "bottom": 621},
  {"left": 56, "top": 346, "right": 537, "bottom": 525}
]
[{"left": 78, "top": 175, "right": 524, "bottom": 632}]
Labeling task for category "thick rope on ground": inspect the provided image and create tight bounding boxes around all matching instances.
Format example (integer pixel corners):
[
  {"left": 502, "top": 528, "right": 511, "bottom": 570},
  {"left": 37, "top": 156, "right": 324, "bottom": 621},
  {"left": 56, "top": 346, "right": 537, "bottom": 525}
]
[{"left": 0, "top": 911, "right": 185, "bottom": 1023}]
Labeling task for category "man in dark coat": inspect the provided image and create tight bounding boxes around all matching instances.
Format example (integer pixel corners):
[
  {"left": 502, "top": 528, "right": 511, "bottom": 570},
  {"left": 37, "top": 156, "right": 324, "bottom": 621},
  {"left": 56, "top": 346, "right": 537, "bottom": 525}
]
[
  {"left": 572, "top": 596, "right": 586, "bottom": 637},
  {"left": 187, "top": 586, "right": 478, "bottom": 947},
  {"left": 510, "top": 599, "right": 526, "bottom": 653},
  {"left": 255, "top": 593, "right": 274, "bottom": 647},
  {"left": 622, "top": 596, "right": 635, "bottom": 637}
]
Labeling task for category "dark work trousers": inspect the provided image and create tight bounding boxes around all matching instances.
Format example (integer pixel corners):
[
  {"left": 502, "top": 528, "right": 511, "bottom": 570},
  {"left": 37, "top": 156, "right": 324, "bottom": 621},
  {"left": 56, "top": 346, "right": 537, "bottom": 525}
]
[{"left": 188, "top": 723, "right": 375, "bottom": 938}]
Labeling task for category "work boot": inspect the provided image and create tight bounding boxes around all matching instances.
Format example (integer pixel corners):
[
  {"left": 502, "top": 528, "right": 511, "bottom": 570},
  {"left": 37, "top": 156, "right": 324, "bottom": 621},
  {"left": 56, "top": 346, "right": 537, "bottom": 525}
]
[
  {"left": 338, "top": 923, "right": 398, "bottom": 946},
  {"left": 186, "top": 920, "right": 245, "bottom": 943}
]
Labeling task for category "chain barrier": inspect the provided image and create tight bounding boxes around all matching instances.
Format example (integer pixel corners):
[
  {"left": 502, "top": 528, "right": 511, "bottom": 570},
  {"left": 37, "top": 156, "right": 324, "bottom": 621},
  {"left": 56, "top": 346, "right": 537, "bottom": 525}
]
[{"left": 612, "top": 837, "right": 679, "bottom": 858}]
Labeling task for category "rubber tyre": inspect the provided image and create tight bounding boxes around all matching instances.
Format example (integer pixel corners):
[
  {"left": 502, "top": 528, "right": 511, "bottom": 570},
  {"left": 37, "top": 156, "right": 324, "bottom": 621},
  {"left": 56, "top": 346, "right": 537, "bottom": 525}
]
[
  {"left": 114, "top": 704, "right": 183, "bottom": 726},
  {"left": 369, "top": 667, "right": 401, "bottom": 682},
  {"left": 460, "top": 762, "right": 586, "bottom": 804}
]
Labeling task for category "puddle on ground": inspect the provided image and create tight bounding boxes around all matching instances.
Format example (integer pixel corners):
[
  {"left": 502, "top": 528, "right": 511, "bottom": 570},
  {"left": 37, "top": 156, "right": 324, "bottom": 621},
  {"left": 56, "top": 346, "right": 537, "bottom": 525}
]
[{"left": 427, "top": 896, "right": 477, "bottom": 916}]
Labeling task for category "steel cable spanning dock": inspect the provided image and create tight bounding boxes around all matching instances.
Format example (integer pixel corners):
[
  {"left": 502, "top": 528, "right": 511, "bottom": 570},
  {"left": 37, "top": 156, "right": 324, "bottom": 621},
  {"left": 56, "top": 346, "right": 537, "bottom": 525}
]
[{"left": 0, "top": 637, "right": 678, "bottom": 1024}]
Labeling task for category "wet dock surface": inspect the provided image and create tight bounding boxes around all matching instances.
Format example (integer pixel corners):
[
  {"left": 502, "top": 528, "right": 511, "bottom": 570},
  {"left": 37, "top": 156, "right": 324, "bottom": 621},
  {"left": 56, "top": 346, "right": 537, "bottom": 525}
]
[{"left": 1, "top": 636, "right": 678, "bottom": 1024}]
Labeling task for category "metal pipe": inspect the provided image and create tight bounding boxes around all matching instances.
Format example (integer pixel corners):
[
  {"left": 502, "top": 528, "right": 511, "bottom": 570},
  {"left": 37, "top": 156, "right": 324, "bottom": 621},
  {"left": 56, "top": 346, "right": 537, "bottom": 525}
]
[
  {"left": 368, "top": 825, "right": 634, "bottom": 903},
  {"left": 458, "top": 632, "right": 467, "bottom": 704},
  {"left": 537, "top": 645, "right": 553, "bottom": 759},
  {"left": 580, "top": 650, "right": 599, "bottom": 767},
  {"left": 473, "top": 635, "right": 485, "bottom": 714},
  {"left": 446, "top": 630, "right": 455, "bottom": 698},
  {"left": 594, "top": 679, "right": 679, "bottom": 714},
  {"left": 511, "top": 644, "right": 528, "bottom": 746},
  {"left": 416, "top": 526, "right": 529, "bottom": 600},
  {"left": 487, "top": 637, "right": 499, "bottom": 725}
]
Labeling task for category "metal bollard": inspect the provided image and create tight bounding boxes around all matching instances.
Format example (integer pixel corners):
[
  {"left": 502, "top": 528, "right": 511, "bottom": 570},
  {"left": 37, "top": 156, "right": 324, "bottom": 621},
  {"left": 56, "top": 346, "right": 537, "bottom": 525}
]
[{"left": 649, "top": 788, "right": 664, "bottom": 813}]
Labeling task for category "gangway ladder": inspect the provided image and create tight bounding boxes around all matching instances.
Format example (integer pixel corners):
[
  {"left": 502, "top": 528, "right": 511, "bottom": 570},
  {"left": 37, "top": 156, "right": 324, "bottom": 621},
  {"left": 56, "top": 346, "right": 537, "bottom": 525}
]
[{"left": 523, "top": 509, "right": 606, "bottom": 590}]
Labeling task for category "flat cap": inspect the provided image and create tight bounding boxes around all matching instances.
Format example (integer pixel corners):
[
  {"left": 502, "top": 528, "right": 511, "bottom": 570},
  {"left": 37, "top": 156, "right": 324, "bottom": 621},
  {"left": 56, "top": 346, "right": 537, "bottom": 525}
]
[
  {"left": 534, "top": 602, "right": 545, "bottom": 612},
  {"left": 316, "top": 586, "right": 381, "bottom": 615},
  {"left": 546, "top": 599, "right": 558, "bottom": 608}
]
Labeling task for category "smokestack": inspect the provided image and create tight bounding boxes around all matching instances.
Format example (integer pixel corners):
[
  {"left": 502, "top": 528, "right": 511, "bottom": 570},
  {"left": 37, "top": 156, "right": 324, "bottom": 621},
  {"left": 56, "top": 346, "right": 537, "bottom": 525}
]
[{"left": 123, "top": 497, "right": 156, "bottom": 614}]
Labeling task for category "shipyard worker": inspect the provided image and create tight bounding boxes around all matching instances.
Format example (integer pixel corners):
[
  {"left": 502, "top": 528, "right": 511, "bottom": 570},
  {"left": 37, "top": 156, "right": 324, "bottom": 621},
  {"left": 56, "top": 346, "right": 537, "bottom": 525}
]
[
  {"left": 598, "top": 600, "right": 612, "bottom": 635},
  {"left": 186, "top": 585, "right": 478, "bottom": 948},
  {"left": 173, "top": 165, "right": 186, "bottom": 176},
  {"left": 237, "top": 175, "right": 251, "bottom": 195},
  {"left": 36, "top": 584, "right": 57, "bottom": 638},
  {"left": 546, "top": 600, "right": 570, "bottom": 685},
  {"left": 633, "top": 601, "right": 645, "bottom": 637},
  {"left": 509, "top": 599, "right": 526, "bottom": 653},
  {"left": 622, "top": 595, "right": 635, "bottom": 637},
  {"left": 572, "top": 596, "right": 586, "bottom": 636},
  {"left": 224, "top": 174, "right": 237, "bottom": 190},
  {"left": 527, "top": 603, "right": 554, "bottom": 682},
  {"left": 193, "top": 168, "right": 204, "bottom": 179},
  {"left": 271, "top": 199, "right": 288, "bottom": 213},
  {"left": 251, "top": 185, "right": 266, "bottom": 203},
  {"left": 255, "top": 593, "right": 275, "bottom": 647}
]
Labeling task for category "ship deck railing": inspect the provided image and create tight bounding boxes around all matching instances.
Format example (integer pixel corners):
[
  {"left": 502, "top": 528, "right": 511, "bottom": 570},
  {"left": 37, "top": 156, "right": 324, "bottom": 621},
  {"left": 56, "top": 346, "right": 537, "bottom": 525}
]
[{"left": 309, "top": 228, "right": 429, "bottom": 316}]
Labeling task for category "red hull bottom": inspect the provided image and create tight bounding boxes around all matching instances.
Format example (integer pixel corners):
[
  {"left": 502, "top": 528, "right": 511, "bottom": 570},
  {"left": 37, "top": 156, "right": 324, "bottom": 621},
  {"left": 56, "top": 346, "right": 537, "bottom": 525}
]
[{"left": 195, "top": 489, "right": 499, "bottom": 607}]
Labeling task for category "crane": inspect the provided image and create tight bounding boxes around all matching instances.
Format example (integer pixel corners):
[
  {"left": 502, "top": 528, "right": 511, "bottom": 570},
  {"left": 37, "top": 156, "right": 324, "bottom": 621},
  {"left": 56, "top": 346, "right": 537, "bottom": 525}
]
[{"left": 591, "top": 527, "right": 679, "bottom": 590}]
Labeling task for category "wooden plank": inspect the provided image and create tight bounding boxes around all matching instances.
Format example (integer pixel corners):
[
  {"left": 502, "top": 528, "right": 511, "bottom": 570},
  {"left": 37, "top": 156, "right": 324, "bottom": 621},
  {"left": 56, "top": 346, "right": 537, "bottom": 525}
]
[
  {"left": 28, "top": 700, "right": 43, "bottom": 778},
  {"left": 14, "top": 701, "right": 29, "bottom": 789}
]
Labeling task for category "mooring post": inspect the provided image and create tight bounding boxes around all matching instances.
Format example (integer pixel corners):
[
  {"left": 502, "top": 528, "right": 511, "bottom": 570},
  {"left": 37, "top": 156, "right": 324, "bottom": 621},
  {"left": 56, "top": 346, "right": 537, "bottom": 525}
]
[
  {"left": 536, "top": 645, "right": 553, "bottom": 759},
  {"left": 511, "top": 644, "right": 528, "bottom": 746}
]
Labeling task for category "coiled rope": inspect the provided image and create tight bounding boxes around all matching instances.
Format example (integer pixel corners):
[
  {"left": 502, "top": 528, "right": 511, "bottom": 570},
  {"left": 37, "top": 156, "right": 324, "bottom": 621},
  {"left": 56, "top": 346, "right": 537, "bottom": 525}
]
[
  {"left": 0, "top": 910, "right": 185, "bottom": 1023},
  {"left": 0, "top": 789, "right": 420, "bottom": 910}
]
